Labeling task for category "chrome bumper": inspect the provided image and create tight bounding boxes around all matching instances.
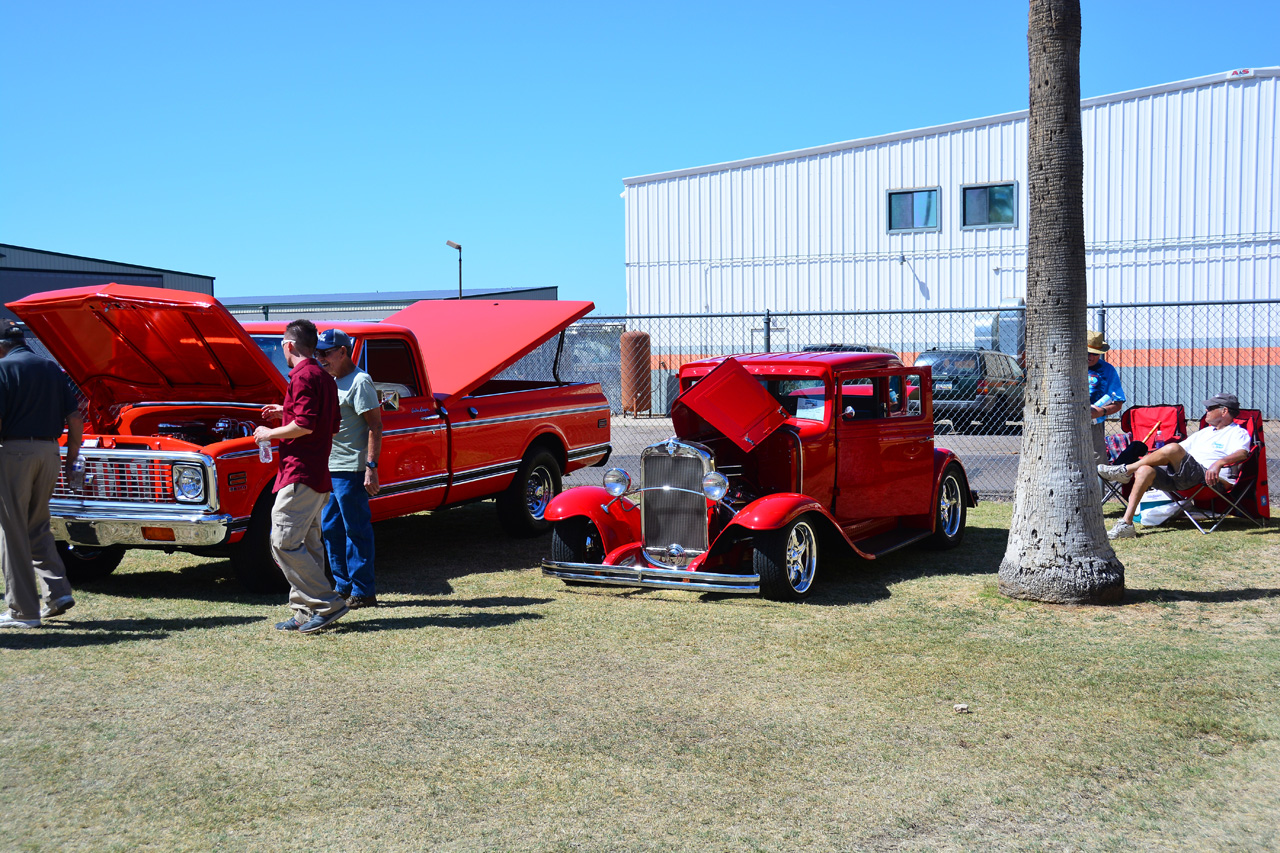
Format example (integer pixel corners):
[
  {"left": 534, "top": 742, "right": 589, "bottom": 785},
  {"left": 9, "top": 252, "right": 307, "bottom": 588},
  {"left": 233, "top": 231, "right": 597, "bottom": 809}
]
[
  {"left": 542, "top": 559, "right": 760, "bottom": 594},
  {"left": 50, "top": 504, "right": 235, "bottom": 548}
]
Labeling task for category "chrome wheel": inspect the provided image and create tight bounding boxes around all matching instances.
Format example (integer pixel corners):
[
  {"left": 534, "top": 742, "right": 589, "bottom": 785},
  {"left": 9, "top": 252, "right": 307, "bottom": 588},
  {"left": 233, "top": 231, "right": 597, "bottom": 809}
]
[
  {"left": 784, "top": 521, "right": 818, "bottom": 593},
  {"left": 939, "top": 474, "right": 962, "bottom": 538},
  {"left": 525, "top": 464, "right": 554, "bottom": 520}
]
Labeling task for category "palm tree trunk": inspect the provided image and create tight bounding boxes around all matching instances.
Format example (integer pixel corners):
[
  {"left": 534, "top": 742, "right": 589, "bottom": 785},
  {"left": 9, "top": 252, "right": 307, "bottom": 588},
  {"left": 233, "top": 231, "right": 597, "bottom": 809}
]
[{"left": 997, "top": 0, "right": 1124, "bottom": 604}]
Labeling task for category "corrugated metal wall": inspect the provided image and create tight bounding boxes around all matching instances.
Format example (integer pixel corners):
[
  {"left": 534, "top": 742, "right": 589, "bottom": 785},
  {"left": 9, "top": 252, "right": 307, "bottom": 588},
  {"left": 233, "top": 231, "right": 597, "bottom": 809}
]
[{"left": 624, "top": 69, "right": 1279, "bottom": 316}]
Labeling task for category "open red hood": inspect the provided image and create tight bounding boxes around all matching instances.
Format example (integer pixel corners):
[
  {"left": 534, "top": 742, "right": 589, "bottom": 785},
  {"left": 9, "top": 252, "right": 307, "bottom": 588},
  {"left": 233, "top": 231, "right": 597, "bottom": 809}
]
[
  {"left": 6, "top": 284, "right": 288, "bottom": 413},
  {"left": 671, "top": 357, "right": 788, "bottom": 452},
  {"left": 382, "top": 299, "right": 595, "bottom": 408}
]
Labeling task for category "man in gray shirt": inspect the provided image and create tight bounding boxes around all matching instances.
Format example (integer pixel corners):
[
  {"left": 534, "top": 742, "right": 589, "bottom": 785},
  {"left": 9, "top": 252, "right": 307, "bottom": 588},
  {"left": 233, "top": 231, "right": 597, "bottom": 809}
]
[{"left": 315, "top": 329, "right": 382, "bottom": 608}]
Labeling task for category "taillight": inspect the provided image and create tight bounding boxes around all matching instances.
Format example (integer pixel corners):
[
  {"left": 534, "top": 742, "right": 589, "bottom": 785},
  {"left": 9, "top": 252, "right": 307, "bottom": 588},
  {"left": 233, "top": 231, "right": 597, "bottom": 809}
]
[{"left": 976, "top": 379, "right": 990, "bottom": 395}]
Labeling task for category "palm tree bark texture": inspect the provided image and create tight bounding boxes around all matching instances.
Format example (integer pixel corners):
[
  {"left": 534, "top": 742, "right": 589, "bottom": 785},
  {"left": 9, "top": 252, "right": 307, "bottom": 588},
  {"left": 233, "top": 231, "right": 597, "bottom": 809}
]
[{"left": 997, "top": 0, "right": 1124, "bottom": 604}]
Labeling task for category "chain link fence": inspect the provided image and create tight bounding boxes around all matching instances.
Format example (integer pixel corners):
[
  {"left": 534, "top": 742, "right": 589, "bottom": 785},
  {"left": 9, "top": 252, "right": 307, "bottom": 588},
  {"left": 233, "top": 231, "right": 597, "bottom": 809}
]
[{"left": 560, "top": 300, "right": 1280, "bottom": 500}]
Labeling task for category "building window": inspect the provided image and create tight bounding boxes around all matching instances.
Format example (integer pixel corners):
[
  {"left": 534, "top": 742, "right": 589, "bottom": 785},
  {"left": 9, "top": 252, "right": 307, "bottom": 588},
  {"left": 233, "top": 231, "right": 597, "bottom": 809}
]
[
  {"left": 962, "top": 183, "right": 1017, "bottom": 228},
  {"left": 887, "top": 189, "right": 939, "bottom": 232}
]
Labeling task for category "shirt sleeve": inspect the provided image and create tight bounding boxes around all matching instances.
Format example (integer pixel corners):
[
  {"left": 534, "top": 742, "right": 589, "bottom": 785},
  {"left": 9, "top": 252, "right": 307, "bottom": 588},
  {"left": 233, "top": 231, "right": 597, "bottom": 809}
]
[
  {"left": 1225, "top": 425, "right": 1252, "bottom": 457},
  {"left": 352, "top": 373, "right": 380, "bottom": 416},
  {"left": 1104, "top": 364, "right": 1126, "bottom": 402},
  {"left": 288, "top": 373, "right": 321, "bottom": 432}
]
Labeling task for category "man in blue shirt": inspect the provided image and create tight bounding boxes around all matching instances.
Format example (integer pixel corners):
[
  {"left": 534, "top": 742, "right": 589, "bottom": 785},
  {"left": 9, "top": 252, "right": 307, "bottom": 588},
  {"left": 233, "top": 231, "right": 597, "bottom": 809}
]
[{"left": 1088, "top": 330, "right": 1126, "bottom": 466}]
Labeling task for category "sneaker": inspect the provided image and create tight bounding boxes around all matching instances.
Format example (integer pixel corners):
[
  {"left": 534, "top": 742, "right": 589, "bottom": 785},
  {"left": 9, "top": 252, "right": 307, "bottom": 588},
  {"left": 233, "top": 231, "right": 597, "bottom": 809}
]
[
  {"left": 41, "top": 595, "right": 76, "bottom": 619},
  {"left": 275, "top": 615, "right": 304, "bottom": 631},
  {"left": 1108, "top": 520, "right": 1137, "bottom": 540},
  {"left": 346, "top": 594, "right": 378, "bottom": 609},
  {"left": 0, "top": 612, "right": 41, "bottom": 629},
  {"left": 298, "top": 605, "right": 349, "bottom": 635},
  {"left": 1097, "top": 464, "right": 1133, "bottom": 484}
]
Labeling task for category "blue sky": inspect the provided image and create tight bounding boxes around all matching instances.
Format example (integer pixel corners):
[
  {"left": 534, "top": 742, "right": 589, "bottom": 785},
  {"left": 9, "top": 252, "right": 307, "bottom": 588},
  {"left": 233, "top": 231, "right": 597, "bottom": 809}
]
[{"left": 3, "top": 1, "right": 1275, "bottom": 314}]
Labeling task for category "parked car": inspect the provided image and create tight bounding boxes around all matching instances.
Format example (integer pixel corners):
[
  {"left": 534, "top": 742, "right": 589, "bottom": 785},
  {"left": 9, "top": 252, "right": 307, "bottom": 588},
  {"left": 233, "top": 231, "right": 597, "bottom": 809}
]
[
  {"left": 8, "top": 284, "right": 612, "bottom": 592},
  {"left": 542, "top": 351, "right": 976, "bottom": 601},
  {"left": 802, "top": 343, "right": 897, "bottom": 355},
  {"left": 913, "top": 348, "right": 1024, "bottom": 434}
]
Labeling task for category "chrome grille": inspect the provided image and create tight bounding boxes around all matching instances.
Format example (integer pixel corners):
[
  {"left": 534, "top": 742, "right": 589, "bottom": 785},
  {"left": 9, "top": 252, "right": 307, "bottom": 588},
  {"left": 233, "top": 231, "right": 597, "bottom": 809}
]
[
  {"left": 640, "top": 444, "right": 710, "bottom": 563},
  {"left": 55, "top": 453, "right": 177, "bottom": 503}
]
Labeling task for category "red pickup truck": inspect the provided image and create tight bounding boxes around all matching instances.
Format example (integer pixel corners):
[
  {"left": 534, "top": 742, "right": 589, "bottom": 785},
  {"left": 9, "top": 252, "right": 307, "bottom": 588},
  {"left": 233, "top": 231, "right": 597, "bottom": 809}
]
[{"left": 8, "top": 284, "right": 611, "bottom": 592}]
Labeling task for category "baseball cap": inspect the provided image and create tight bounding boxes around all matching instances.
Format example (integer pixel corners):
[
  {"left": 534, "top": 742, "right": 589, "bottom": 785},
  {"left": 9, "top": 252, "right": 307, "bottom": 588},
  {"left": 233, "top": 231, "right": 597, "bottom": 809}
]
[
  {"left": 316, "top": 328, "right": 352, "bottom": 353},
  {"left": 1204, "top": 393, "right": 1239, "bottom": 411},
  {"left": 1, "top": 320, "right": 24, "bottom": 343}
]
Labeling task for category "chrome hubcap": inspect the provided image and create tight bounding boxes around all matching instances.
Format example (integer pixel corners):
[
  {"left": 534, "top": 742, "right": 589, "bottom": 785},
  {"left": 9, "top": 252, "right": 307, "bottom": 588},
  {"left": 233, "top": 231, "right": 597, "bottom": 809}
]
[
  {"left": 939, "top": 475, "right": 962, "bottom": 537},
  {"left": 785, "top": 522, "right": 818, "bottom": 593},
  {"left": 525, "top": 465, "right": 554, "bottom": 519}
]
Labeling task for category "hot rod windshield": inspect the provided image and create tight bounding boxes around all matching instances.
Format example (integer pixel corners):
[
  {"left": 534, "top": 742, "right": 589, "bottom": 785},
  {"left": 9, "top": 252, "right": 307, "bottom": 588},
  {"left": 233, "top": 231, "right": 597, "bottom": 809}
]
[
  {"left": 758, "top": 377, "right": 828, "bottom": 422},
  {"left": 251, "top": 335, "right": 291, "bottom": 379}
]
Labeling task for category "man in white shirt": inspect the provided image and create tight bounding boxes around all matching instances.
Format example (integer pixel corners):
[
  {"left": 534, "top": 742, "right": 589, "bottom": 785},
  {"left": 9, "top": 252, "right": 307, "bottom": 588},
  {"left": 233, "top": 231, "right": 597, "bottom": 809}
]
[{"left": 1098, "top": 393, "right": 1251, "bottom": 539}]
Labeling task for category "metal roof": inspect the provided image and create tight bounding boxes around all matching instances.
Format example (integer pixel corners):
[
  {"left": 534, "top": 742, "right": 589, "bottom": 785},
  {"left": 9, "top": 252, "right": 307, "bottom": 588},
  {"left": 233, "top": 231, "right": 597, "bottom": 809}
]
[{"left": 623, "top": 67, "right": 1280, "bottom": 185}]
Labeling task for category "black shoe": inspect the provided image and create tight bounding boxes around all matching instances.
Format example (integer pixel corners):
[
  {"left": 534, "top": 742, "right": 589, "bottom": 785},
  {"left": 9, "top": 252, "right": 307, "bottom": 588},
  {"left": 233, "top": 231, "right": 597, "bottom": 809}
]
[
  {"left": 298, "top": 605, "right": 349, "bottom": 634},
  {"left": 346, "top": 594, "right": 378, "bottom": 609},
  {"left": 275, "top": 616, "right": 303, "bottom": 631}
]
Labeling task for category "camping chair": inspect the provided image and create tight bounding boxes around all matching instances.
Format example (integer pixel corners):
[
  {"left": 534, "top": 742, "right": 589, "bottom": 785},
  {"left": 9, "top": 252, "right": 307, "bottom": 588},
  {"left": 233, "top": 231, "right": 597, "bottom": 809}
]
[
  {"left": 1103, "top": 404, "right": 1188, "bottom": 504},
  {"left": 1174, "top": 409, "right": 1270, "bottom": 534}
]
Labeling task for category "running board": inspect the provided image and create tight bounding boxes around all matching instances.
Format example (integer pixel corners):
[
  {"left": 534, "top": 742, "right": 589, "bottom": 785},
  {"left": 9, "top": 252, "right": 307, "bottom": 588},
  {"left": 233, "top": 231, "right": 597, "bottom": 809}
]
[{"left": 851, "top": 528, "right": 932, "bottom": 559}]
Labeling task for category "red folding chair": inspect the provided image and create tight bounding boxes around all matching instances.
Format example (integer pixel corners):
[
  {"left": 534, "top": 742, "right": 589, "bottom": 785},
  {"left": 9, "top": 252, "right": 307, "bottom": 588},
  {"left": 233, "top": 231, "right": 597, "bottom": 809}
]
[
  {"left": 1106, "top": 405, "right": 1188, "bottom": 504},
  {"left": 1175, "top": 409, "right": 1269, "bottom": 534}
]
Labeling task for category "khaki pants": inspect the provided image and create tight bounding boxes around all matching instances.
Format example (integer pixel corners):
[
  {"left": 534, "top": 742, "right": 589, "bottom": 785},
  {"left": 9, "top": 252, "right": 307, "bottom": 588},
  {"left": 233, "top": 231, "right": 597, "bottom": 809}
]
[
  {"left": 271, "top": 482, "right": 344, "bottom": 618},
  {"left": 0, "top": 440, "right": 72, "bottom": 620}
]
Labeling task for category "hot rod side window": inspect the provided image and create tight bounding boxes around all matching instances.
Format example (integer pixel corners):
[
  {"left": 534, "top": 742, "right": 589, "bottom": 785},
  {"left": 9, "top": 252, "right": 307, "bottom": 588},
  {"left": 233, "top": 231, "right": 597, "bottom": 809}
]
[
  {"left": 889, "top": 374, "right": 924, "bottom": 417},
  {"left": 361, "top": 339, "right": 422, "bottom": 398},
  {"left": 840, "top": 377, "right": 883, "bottom": 419}
]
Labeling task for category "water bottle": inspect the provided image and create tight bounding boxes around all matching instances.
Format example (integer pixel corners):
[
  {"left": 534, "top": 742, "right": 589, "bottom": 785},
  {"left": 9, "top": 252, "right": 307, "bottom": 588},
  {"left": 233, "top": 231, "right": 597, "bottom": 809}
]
[
  {"left": 1153, "top": 426, "right": 1164, "bottom": 450},
  {"left": 70, "top": 458, "right": 86, "bottom": 492},
  {"left": 257, "top": 439, "right": 273, "bottom": 463}
]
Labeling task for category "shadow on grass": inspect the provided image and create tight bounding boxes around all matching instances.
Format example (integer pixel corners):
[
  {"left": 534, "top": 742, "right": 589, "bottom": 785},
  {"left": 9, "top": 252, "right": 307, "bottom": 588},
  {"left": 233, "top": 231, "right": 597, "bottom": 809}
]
[
  {"left": 1126, "top": 587, "right": 1280, "bottom": 604},
  {"left": 337, "top": 611, "right": 544, "bottom": 632},
  {"left": 0, "top": 615, "right": 260, "bottom": 649}
]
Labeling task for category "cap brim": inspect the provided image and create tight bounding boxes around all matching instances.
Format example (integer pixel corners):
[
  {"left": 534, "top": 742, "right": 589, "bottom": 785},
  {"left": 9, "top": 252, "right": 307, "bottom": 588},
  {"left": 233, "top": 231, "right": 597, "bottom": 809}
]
[{"left": 1087, "top": 347, "right": 1107, "bottom": 354}]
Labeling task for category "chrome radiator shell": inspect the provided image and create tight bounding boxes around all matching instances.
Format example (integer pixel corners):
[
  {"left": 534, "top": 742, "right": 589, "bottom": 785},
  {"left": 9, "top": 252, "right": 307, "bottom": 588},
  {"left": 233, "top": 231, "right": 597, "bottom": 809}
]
[{"left": 639, "top": 439, "right": 713, "bottom": 566}]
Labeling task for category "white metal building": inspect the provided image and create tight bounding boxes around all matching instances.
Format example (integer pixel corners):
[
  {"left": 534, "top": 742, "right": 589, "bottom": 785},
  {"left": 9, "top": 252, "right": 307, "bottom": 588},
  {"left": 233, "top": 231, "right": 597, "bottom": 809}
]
[{"left": 622, "top": 68, "right": 1279, "bottom": 315}]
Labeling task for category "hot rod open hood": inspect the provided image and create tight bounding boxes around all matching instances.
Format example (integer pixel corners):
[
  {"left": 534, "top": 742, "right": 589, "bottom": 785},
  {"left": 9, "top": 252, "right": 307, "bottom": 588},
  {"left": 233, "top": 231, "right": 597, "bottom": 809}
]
[
  {"left": 7, "top": 284, "right": 288, "bottom": 412},
  {"left": 383, "top": 298, "right": 595, "bottom": 409},
  {"left": 671, "top": 357, "right": 788, "bottom": 452}
]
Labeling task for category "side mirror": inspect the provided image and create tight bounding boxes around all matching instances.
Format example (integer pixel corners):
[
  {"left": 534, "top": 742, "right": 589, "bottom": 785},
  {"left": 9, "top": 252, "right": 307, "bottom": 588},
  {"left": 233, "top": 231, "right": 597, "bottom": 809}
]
[
  {"left": 842, "top": 406, "right": 856, "bottom": 421},
  {"left": 380, "top": 389, "right": 401, "bottom": 412}
]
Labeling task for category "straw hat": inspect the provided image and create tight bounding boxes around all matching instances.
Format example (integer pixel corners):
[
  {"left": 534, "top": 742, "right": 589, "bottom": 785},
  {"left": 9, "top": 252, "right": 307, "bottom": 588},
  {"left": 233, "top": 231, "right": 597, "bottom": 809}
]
[{"left": 1086, "top": 330, "right": 1110, "bottom": 355}]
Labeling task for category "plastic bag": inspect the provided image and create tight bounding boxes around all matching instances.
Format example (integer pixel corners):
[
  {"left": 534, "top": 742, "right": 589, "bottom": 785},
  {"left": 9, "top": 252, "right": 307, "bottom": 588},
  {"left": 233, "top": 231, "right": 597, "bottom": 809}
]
[{"left": 1135, "top": 490, "right": 1188, "bottom": 527}]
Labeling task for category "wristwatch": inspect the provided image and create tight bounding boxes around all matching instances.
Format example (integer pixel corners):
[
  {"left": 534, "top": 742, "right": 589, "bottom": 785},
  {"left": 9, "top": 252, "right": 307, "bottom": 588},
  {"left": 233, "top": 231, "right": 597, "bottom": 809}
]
[{"left": 366, "top": 460, "right": 378, "bottom": 470}]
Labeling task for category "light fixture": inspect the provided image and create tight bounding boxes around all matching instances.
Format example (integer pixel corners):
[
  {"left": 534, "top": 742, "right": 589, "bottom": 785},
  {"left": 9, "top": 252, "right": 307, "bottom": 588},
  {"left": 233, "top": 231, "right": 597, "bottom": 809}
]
[{"left": 446, "top": 241, "right": 462, "bottom": 298}]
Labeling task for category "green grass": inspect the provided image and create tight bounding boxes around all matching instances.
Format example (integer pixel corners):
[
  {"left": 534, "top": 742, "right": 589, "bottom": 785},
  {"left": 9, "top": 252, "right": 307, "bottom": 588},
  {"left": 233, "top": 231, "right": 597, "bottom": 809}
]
[{"left": 2, "top": 502, "right": 1278, "bottom": 851}]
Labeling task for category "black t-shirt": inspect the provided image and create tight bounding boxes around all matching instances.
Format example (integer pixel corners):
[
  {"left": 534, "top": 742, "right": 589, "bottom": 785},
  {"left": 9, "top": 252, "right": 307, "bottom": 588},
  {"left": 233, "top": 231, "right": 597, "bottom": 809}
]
[{"left": 0, "top": 345, "right": 80, "bottom": 439}]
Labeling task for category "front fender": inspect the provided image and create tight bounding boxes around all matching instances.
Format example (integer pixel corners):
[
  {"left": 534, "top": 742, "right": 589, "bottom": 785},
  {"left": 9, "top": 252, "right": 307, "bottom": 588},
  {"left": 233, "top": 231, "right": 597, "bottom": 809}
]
[
  {"left": 545, "top": 486, "right": 641, "bottom": 555},
  {"left": 721, "top": 493, "right": 870, "bottom": 559},
  {"left": 932, "top": 449, "right": 977, "bottom": 507}
]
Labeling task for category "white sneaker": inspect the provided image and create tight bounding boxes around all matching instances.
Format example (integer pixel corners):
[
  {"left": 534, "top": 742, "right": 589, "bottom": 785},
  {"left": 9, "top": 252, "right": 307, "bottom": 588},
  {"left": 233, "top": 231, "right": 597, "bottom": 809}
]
[
  {"left": 1098, "top": 464, "right": 1134, "bottom": 484},
  {"left": 41, "top": 595, "right": 75, "bottom": 619},
  {"left": 0, "top": 612, "right": 41, "bottom": 628},
  {"left": 1108, "top": 520, "right": 1137, "bottom": 540}
]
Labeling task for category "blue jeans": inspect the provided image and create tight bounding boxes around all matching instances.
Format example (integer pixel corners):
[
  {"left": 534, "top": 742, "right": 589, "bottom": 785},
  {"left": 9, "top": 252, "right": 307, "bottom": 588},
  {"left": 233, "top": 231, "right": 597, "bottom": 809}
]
[{"left": 322, "top": 471, "right": 376, "bottom": 598}]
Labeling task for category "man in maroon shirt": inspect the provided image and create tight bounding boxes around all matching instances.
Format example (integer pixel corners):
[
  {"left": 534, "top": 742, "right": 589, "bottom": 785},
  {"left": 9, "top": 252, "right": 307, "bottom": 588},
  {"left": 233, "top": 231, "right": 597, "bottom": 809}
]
[{"left": 255, "top": 319, "right": 345, "bottom": 634}]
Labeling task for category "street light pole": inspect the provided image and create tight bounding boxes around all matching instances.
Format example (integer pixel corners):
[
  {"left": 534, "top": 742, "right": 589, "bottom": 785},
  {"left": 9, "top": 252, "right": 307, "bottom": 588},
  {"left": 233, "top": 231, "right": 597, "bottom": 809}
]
[{"left": 446, "top": 240, "right": 462, "bottom": 298}]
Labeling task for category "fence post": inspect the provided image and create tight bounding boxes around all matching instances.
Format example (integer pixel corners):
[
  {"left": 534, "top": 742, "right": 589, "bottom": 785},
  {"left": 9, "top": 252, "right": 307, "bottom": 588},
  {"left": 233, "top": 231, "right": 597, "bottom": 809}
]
[
  {"left": 764, "top": 309, "right": 771, "bottom": 353},
  {"left": 1096, "top": 302, "right": 1106, "bottom": 342}
]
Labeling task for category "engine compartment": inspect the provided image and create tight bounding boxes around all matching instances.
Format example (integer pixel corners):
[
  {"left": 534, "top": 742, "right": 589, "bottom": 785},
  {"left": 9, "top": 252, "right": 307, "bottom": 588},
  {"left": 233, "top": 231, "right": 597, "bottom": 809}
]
[{"left": 91, "top": 403, "right": 268, "bottom": 451}]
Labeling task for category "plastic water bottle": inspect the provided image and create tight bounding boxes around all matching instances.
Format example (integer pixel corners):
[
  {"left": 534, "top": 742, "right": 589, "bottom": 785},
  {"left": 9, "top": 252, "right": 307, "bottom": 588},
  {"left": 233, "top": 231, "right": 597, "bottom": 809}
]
[
  {"left": 70, "top": 458, "right": 86, "bottom": 492},
  {"left": 1153, "top": 426, "right": 1164, "bottom": 450},
  {"left": 257, "top": 439, "right": 273, "bottom": 463}
]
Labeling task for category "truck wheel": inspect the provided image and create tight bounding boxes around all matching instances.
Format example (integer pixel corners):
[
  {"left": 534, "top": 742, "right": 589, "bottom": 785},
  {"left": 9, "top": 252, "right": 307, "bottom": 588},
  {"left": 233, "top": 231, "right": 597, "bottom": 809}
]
[
  {"left": 753, "top": 516, "right": 819, "bottom": 601},
  {"left": 230, "top": 491, "right": 290, "bottom": 594},
  {"left": 498, "top": 449, "right": 562, "bottom": 538},
  {"left": 927, "top": 463, "right": 968, "bottom": 550},
  {"left": 56, "top": 543, "right": 126, "bottom": 583},
  {"left": 550, "top": 518, "right": 604, "bottom": 564}
]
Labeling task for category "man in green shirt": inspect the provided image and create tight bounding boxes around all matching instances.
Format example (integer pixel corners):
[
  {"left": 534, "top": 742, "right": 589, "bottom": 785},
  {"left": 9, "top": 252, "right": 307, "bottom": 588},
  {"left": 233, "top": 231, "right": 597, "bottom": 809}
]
[{"left": 315, "top": 329, "right": 383, "bottom": 608}]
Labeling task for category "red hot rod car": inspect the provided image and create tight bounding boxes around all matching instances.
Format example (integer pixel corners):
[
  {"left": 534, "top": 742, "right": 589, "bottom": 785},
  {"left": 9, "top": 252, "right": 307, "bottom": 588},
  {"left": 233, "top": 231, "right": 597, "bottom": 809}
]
[{"left": 542, "top": 351, "right": 977, "bottom": 600}]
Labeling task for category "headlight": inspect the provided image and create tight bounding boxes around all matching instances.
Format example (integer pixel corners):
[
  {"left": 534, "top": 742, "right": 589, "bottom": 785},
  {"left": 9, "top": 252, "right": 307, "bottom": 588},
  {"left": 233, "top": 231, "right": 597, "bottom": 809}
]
[
  {"left": 603, "top": 468, "right": 631, "bottom": 497},
  {"left": 172, "top": 464, "right": 205, "bottom": 502},
  {"left": 702, "top": 471, "right": 729, "bottom": 502}
]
